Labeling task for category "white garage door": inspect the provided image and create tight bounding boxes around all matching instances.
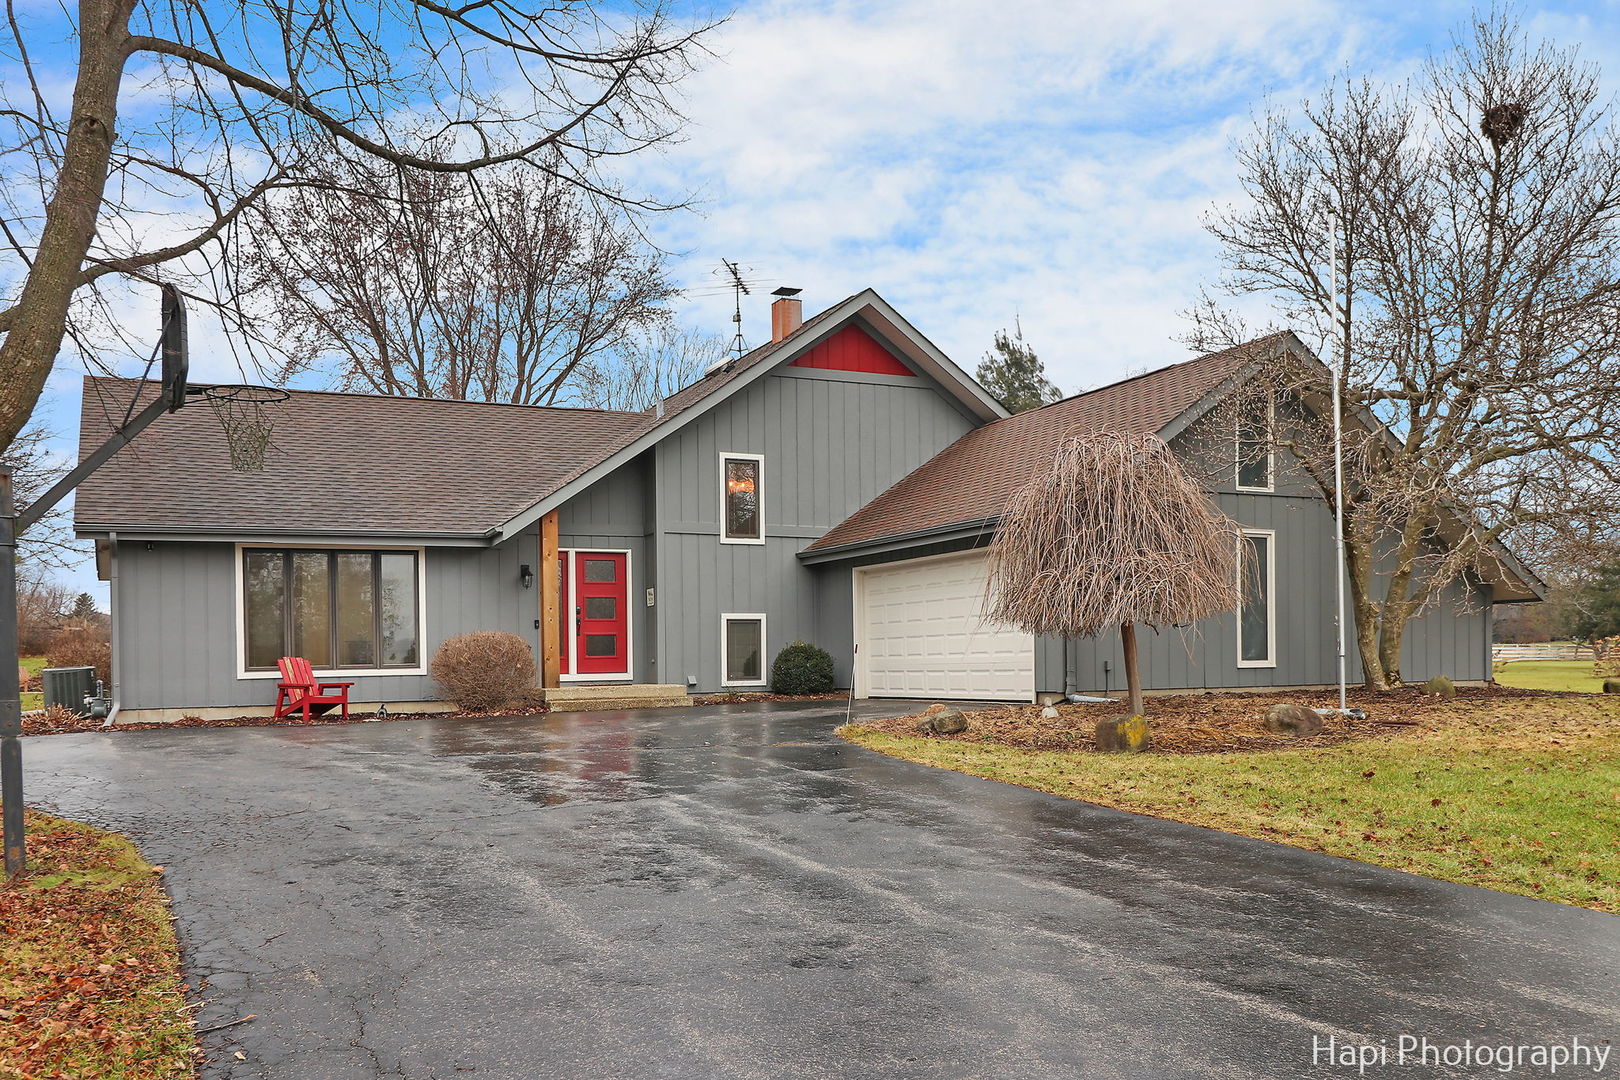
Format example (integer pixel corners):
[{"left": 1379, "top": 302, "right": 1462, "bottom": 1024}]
[{"left": 857, "top": 551, "right": 1035, "bottom": 701}]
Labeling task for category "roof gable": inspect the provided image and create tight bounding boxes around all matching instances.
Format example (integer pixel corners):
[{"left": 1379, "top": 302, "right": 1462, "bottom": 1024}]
[
  {"left": 806, "top": 336, "right": 1279, "bottom": 555},
  {"left": 788, "top": 324, "right": 915, "bottom": 377},
  {"left": 488, "top": 288, "right": 1007, "bottom": 541}
]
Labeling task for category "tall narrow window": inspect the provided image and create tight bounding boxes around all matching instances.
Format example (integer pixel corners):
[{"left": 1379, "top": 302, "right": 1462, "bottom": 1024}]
[
  {"left": 720, "top": 453, "right": 764, "bottom": 544},
  {"left": 241, "top": 549, "right": 421, "bottom": 671},
  {"left": 721, "top": 614, "right": 766, "bottom": 686},
  {"left": 1238, "top": 531, "right": 1275, "bottom": 667},
  {"left": 1236, "top": 397, "right": 1274, "bottom": 491}
]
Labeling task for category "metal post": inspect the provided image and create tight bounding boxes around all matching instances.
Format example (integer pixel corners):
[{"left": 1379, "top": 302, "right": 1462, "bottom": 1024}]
[
  {"left": 1, "top": 468, "right": 24, "bottom": 876},
  {"left": 1328, "top": 209, "right": 1349, "bottom": 716}
]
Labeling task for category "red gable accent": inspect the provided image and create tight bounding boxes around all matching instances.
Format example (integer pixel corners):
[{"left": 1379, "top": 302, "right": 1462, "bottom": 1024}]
[{"left": 788, "top": 325, "right": 915, "bottom": 377}]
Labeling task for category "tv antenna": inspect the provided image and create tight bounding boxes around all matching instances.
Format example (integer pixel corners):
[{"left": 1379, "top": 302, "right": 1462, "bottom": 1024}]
[{"left": 716, "top": 259, "right": 752, "bottom": 362}]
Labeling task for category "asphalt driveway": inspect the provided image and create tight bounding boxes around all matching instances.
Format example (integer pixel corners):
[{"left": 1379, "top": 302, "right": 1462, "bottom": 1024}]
[{"left": 21, "top": 700, "right": 1620, "bottom": 1079}]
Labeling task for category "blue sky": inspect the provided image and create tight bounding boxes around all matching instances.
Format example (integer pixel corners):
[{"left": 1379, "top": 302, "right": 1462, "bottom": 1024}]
[{"left": 29, "top": 0, "right": 1620, "bottom": 598}]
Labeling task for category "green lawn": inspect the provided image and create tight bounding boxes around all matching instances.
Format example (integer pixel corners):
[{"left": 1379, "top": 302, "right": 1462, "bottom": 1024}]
[
  {"left": 841, "top": 696, "right": 1620, "bottom": 912},
  {"left": 19, "top": 654, "right": 44, "bottom": 710},
  {"left": 0, "top": 810, "right": 195, "bottom": 1077},
  {"left": 1495, "top": 660, "right": 1608, "bottom": 693}
]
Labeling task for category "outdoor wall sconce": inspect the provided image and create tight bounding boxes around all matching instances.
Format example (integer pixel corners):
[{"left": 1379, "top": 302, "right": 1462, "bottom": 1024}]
[{"left": 519, "top": 563, "right": 534, "bottom": 589}]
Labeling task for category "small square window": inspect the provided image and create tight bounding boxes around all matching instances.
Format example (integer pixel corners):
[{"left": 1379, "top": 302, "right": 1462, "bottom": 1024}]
[
  {"left": 585, "top": 597, "right": 616, "bottom": 620},
  {"left": 583, "top": 558, "right": 617, "bottom": 583},
  {"left": 585, "top": 634, "right": 618, "bottom": 657},
  {"left": 722, "top": 615, "right": 765, "bottom": 685}
]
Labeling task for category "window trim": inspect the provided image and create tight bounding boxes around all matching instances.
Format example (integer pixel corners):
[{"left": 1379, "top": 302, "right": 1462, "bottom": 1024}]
[
  {"left": 234, "top": 542, "right": 428, "bottom": 680},
  {"left": 1235, "top": 395, "right": 1276, "bottom": 493},
  {"left": 720, "top": 612, "right": 768, "bottom": 687},
  {"left": 557, "top": 546, "right": 636, "bottom": 684},
  {"left": 718, "top": 452, "right": 766, "bottom": 545},
  {"left": 1236, "top": 528, "right": 1277, "bottom": 669}
]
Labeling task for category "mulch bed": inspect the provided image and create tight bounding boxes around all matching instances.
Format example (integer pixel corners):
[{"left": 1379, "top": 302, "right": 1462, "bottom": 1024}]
[
  {"left": 21, "top": 702, "right": 551, "bottom": 737},
  {"left": 855, "top": 683, "right": 1553, "bottom": 755}
]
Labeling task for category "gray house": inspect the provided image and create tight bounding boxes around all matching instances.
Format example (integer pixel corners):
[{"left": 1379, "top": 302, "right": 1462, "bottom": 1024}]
[{"left": 75, "top": 289, "right": 1542, "bottom": 721}]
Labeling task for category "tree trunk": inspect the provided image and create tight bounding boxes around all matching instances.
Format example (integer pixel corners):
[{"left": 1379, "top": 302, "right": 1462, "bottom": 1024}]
[
  {"left": 1120, "top": 622, "right": 1144, "bottom": 716},
  {"left": 1343, "top": 520, "right": 1396, "bottom": 690},
  {"left": 0, "top": 0, "right": 134, "bottom": 451}
]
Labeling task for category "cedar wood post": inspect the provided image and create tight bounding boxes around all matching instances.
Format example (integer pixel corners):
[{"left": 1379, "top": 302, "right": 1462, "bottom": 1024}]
[{"left": 540, "top": 510, "right": 561, "bottom": 689}]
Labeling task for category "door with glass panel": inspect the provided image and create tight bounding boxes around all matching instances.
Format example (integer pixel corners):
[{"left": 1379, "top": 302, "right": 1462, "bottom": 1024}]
[{"left": 561, "top": 551, "right": 630, "bottom": 676}]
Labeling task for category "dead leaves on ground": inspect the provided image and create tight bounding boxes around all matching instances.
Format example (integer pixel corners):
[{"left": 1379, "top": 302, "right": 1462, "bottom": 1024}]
[{"left": 0, "top": 811, "right": 194, "bottom": 1079}]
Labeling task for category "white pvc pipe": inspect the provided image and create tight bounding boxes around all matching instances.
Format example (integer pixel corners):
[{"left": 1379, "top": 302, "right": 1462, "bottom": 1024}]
[{"left": 1328, "top": 209, "right": 1349, "bottom": 715}]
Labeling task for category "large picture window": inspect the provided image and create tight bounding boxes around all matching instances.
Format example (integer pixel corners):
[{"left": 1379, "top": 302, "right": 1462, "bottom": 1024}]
[
  {"left": 721, "top": 613, "right": 766, "bottom": 686},
  {"left": 1237, "top": 531, "right": 1275, "bottom": 667},
  {"left": 1236, "top": 397, "right": 1275, "bottom": 491},
  {"left": 720, "top": 453, "right": 764, "bottom": 544},
  {"left": 243, "top": 549, "right": 421, "bottom": 671}
]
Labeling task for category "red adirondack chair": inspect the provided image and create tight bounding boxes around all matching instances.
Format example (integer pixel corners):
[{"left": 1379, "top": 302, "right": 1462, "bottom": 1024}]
[{"left": 274, "top": 656, "right": 354, "bottom": 721}]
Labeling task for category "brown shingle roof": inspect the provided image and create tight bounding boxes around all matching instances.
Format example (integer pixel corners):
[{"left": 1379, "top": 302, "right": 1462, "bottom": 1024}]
[
  {"left": 806, "top": 336, "right": 1281, "bottom": 553},
  {"left": 73, "top": 378, "right": 652, "bottom": 536},
  {"left": 72, "top": 296, "right": 862, "bottom": 537}
]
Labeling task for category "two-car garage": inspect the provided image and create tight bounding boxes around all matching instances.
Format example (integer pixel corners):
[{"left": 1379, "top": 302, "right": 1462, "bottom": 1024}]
[{"left": 853, "top": 550, "right": 1035, "bottom": 702}]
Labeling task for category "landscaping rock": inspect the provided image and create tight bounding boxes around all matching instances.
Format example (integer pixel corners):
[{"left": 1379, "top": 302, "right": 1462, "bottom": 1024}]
[
  {"left": 1264, "top": 704, "right": 1324, "bottom": 737},
  {"left": 1095, "top": 714, "right": 1150, "bottom": 752},
  {"left": 916, "top": 707, "right": 968, "bottom": 735},
  {"left": 1422, "top": 675, "right": 1456, "bottom": 698},
  {"left": 1605, "top": 679, "right": 1620, "bottom": 695}
]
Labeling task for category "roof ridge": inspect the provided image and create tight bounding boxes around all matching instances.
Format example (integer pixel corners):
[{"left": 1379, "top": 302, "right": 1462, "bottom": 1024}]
[
  {"left": 82, "top": 374, "right": 652, "bottom": 418},
  {"left": 1025, "top": 331, "right": 1288, "bottom": 418}
]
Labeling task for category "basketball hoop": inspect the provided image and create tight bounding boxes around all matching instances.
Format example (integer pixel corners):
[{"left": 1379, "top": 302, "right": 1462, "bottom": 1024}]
[{"left": 202, "top": 384, "right": 289, "bottom": 472}]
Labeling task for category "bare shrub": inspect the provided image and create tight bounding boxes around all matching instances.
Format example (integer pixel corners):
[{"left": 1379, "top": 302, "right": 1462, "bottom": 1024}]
[
  {"left": 430, "top": 632, "right": 537, "bottom": 712},
  {"left": 45, "top": 627, "right": 111, "bottom": 687}
]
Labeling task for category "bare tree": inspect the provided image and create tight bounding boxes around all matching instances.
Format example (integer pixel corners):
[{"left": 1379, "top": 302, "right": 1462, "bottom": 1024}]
[
  {"left": 1191, "top": 11, "right": 1620, "bottom": 688},
  {"left": 0, "top": 419, "right": 77, "bottom": 567},
  {"left": 0, "top": 0, "right": 715, "bottom": 450},
  {"left": 986, "top": 432, "right": 1240, "bottom": 722},
  {"left": 241, "top": 161, "right": 676, "bottom": 403},
  {"left": 570, "top": 324, "right": 728, "bottom": 411}
]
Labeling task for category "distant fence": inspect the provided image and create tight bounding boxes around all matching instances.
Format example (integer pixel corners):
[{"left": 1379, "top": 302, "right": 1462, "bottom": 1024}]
[{"left": 1490, "top": 642, "right": 1594, "bottom": 664}]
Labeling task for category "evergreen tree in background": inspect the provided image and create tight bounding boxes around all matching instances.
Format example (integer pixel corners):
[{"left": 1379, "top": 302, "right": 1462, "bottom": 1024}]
[
  {"left": 1566, "top": 560, "right": 1620, "bottom": 642},
  {"left": 976, "top": 323, "right": 1061, "bottom": 413},
  {"left": 69, "top": 593, "right": 99, "bottom": 621}
]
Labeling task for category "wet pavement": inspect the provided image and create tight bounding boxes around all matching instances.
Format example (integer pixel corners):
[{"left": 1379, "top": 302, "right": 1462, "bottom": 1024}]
[{"left": 21, "top": 699, "right": 1620, "bottom": 1079}]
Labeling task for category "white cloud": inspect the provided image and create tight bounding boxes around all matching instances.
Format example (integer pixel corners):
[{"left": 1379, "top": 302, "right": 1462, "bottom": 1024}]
[{"left": 637, "top": 0, "right": 1372, "bottom": 391}]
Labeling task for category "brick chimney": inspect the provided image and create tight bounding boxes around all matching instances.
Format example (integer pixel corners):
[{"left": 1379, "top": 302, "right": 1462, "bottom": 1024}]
[{"left": 770, "top": 287, "right": 803, "bottom": 343}]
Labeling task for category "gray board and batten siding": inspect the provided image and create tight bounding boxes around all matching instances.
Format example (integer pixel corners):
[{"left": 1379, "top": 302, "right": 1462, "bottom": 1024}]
[{"left": 650, "top": 363, "right": 980, "bottom": 692}]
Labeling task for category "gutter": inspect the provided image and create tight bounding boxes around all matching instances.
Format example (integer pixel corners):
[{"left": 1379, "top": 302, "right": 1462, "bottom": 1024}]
[{"left": 797, "top": 516, "right": 1000, "bottom": 565}]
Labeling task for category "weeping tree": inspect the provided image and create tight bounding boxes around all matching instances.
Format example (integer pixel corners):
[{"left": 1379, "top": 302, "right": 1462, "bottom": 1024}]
[{"left": 986, "top": 432, "right": 1242, "bottom": 721}]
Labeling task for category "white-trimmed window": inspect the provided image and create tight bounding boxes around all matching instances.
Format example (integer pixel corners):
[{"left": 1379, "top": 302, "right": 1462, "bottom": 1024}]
[
  {"left": 721, "top": 613, "right": 767, "bottom": 686},
  {"left": 1236, "top": 396, "right": 1275, "bottom": 492},
  {"left": 241, "top": 547, "right": 423, "bottom": 672},
  {"left": 720, "top": 452, "right": 764, "bottom": 544},
  {"left": 1237, "top": 530, "right": 1276, "bottom": 668}
]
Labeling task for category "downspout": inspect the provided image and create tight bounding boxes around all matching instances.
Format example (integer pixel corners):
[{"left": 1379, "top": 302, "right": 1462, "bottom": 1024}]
[
  {"left": 1062, "top": 634, "right": 1077, "bottom": 697},
  {"left": 103, "top": 532, "right": 120, "bottom": 726}
]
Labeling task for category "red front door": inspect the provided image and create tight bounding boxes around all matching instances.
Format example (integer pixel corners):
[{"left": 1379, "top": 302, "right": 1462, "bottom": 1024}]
[{"left": 570, "top": 552, "right": 629, "bottom": 675}]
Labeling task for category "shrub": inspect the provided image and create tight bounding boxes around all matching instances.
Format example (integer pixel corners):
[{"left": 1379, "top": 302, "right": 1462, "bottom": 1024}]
[
  {"left": 770, "top": 641, "right": 836, "bottom": 695},
  {"left": 429, "top": 631, "right": 536, "bottom": 712},
  {"left": 45, "top": 627, "right": 111, "bottom": 688}
]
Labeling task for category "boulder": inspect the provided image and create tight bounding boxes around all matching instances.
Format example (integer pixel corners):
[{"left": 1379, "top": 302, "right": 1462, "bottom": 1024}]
[
  {"left": 1422, "top": 675, "right": 1456, "bottom": 698},
  {"left": 1604, "top": 679, "right": 1620, "bottom": 695},
  {"left": 1265, "top": 704, "right": 1324, "bottom": 738},
  {"left": 915, "top": 707, "right": 968, "bottom": 735},
  {"left": 1095, "top": 714, "right": 1150, "bottom": 753}
]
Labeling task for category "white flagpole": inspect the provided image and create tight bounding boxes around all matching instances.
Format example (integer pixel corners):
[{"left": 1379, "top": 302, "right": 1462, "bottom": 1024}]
[{"left": 1328, "top": 208, "right": 1349, "bottom": 715}]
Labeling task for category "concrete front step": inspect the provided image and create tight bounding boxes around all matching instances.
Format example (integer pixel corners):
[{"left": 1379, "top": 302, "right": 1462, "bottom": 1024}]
[{"left": 542, "top": 683, "right": 692, "bottom": 712}]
